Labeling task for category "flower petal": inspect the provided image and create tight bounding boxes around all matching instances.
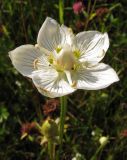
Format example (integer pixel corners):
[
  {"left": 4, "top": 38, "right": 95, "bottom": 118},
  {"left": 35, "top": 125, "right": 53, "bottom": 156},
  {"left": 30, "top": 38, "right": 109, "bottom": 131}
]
[
  {"left": 60, "top": 25, "right": 75, "bottom": 46},
  {"left": 9, "top": 45, "right": 49, "bottom": 78},
  {"left": 32, "top": 69, "right": 76, "bottom": 98},
  {"left": 73, "top": 63, "right": 119, "bottom": 90},
  {"left": 37, "top": 17, "right": 62, "bottom": 51},
  {"left": 75, "top": 31, "right": 109, "bottom": 64}
]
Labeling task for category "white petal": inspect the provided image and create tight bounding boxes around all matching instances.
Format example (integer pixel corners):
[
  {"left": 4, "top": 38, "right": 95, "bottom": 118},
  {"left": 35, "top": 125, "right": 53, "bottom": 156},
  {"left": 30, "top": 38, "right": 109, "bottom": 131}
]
[
  {"left": 65, "top": 70, "right": 73, "bottom": 85},
  {"left": 73, "top": 63, "right": 119, "bottom": 90},
  {"left": 37, "top": 17, "right": 62, "bottom": 51},
  {"left": 9, "top": 45, "right": 49, "bottom": 78},
  {"left": 37, "top": 17, "right": 75, "bottom": 52},
  {"left": 103, "top": 33, "right": 109, "bottom": 52},
  {"left": 32, "top": 69, "right": 76, "bottom": 98},
  {"left": 35, "top": 44, "right": 51, "bottom": 56},
  {"left": 60, "top": 25, "right": 75, "bottom": 46},
  {"left": 75, "top": 31, "right": 109, "bottom": 64}
]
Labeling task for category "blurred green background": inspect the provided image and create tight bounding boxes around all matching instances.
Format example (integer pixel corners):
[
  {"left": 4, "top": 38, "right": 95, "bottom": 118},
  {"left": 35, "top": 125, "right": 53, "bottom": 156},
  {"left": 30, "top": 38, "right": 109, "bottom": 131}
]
[{"left": 0, "top": 0, "right": 127, "bottom": 159}]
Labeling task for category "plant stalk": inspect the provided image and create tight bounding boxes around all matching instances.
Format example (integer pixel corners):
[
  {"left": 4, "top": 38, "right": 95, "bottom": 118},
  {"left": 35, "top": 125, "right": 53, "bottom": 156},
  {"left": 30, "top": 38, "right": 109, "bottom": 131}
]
[
  {"left": 59, "top": 0, "right": 64, "bottom": 24},
  {"left": 48, "top": 140, "right": 55, "bottom": 160},
  {"left": 90, "top": 142, "right": 108, "bottom": 160},
  {"left": 85, "top": 0, "right": 97, "bottom": 30},
  {"left": 59, "top": 96, "right": 67, "bottom": 155}
]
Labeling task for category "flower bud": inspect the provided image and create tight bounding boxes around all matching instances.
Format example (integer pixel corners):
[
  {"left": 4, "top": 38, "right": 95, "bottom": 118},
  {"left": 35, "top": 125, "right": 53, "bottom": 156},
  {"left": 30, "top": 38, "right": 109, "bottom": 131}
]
[
  {"left": 41, "top": 119, "right": 58, "bottom": 141},
  {"left": 99, "top": 136, "right": 108, "bottom": 146},
  {"left": 73, "top": 1, "right": 84, "bottom": 14},
  {"left": 96, "top": 7, "right": 109, "bottom": 17}
]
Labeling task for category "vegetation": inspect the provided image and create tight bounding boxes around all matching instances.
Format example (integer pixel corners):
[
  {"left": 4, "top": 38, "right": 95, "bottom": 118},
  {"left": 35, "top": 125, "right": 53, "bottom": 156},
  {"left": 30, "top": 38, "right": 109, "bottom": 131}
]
[{"left": 0, "top": 0, "right": 127, "bottom": 159}]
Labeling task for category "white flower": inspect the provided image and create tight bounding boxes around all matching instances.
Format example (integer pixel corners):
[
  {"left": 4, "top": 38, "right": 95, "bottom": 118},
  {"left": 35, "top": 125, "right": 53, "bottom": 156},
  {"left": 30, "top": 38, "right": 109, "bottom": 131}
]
[
  {"left": 72, "top": 153, "right": 84, "bottom": 160},
  {"left": 99, "top": 136, "right": 108, "bottom": 145},
  {"left": 9, "top": 17, "right": 119, "bottom": 98}
]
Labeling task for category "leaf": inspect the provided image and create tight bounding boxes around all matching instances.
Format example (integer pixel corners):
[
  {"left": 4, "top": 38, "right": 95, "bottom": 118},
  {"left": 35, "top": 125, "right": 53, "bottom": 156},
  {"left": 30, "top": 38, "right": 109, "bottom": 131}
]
[
  {"left": 0, "top": 105, "right": 9, "bottom": 123},
  {"left": 89, "top": 13, "right": 96, "bottom": 21}
]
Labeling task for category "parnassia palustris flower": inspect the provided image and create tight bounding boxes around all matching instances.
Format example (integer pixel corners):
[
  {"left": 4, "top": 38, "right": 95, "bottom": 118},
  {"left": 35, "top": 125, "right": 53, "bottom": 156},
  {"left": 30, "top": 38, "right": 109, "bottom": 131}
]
[{"left": 9, "top": 17, "right": 119, "bottom": 98}]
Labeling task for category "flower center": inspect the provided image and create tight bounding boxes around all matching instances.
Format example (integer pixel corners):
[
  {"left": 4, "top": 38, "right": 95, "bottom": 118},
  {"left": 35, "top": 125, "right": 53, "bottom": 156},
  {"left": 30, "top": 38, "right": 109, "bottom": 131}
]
[
  {"left": 47, "top": 45, "right": 81, "bottom": 87},
  {"left": 56, "top": 44, "right": 76, "bottom": 70}
]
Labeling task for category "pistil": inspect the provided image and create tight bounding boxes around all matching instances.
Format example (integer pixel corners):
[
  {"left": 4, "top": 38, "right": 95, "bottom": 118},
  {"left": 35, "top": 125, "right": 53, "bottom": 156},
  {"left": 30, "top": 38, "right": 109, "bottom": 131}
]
[{"left": 56, "top": 44, "right": 76, "bottom": 70}]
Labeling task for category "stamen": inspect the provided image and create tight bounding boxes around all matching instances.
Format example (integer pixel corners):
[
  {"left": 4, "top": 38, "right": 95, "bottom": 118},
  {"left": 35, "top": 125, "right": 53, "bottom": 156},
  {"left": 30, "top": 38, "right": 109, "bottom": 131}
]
[
  {"left": 97, "top": 49, "right": 105, "bottom": 58},
  {"left": 55, "top": 64, "right": 64, "bottom": 72},
  {"left": 73, "top": 49, "right": 81, "bottom": 59},
  {"left": 65, "top": 71, "right": 73, "bottom": 85},
  {"left": 33, "top": 59, "right": 39, "bottom": 69},
  {"left": 56, "top": 46, "right": 62, "bottom": 53},
  {"left": 48, "top": 54, "right": 54, "bottom": 64},
  {"left": 73, "top": 63, "right": 81, "bottom": 70},
  {"left": 71, "top": 81, "right": 77, "bottom": 88}
]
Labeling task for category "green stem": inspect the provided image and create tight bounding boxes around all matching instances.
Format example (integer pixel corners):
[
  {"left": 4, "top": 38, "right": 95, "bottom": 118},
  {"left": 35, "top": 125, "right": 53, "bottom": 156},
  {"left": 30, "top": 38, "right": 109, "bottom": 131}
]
[
  {"left": 87, "top": 0, "right": 92, "bottom": 15},
  {"left": 59, "top": 96, "right": 67, "bottom": 154},
  {"left": 48, "top": 140, "right": 55, "bottom": 160},
  {"left": 90, "top": 142, "right": 108, "bottom": 160},
  {"left": 85, "top": 0, "right": 91, "bottom": 30},
  {"left": 59, "top": 0, "right": 64, "bottom": 24},
  {"left": 90, "top": 0, "right": 97, "bottom": 16},
  {"left": 57, "top": 1, "right": 65, "bottom": 159},
  {"left": 85, "top": 0, "right": 97, "bottom": 30}
]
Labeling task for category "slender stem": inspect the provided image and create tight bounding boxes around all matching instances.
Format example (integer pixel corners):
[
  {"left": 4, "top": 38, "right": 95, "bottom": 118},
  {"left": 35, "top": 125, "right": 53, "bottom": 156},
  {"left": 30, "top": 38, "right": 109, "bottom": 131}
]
[
  {"left": 48, "top": 140, "right": 55, "bottom": 160},
  {"left": 57, "top": 1, "right": 65, "bottom": 160},
  {"left": 85, "top": 0, "right": 97, "bottom": 30},
  {"left": 90, "top": 142, "right": 108, "bottom": 160},
  {"left": 85, "top": 0, "right": 91, "bottom": 30},
  {"left": 59, "top": 96, "right": 67, "bottom": 154},
  {"left": 87, "top": 0, "right": 92, "bottom": 15},
  {"left": 59, "top": 0, "right": 64, "bottom": 24},
  {"left": 90, "top": 0, "right": 97, "bottom": 15}
]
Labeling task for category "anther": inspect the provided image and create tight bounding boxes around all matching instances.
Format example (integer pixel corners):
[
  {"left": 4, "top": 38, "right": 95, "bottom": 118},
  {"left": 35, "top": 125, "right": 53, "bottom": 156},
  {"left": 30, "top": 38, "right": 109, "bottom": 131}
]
[
  {"left": 33, "top": 59, "right": 39, "bottom": 69},
  {"left": 71, "top": 81, "right": 77, "bottom": 88}
]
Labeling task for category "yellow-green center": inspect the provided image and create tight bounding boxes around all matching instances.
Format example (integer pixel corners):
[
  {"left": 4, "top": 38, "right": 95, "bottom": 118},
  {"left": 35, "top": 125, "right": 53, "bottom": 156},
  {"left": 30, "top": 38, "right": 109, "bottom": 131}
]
[{"left": 48, "top": 44, "right": 81, "bottom": 74}]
